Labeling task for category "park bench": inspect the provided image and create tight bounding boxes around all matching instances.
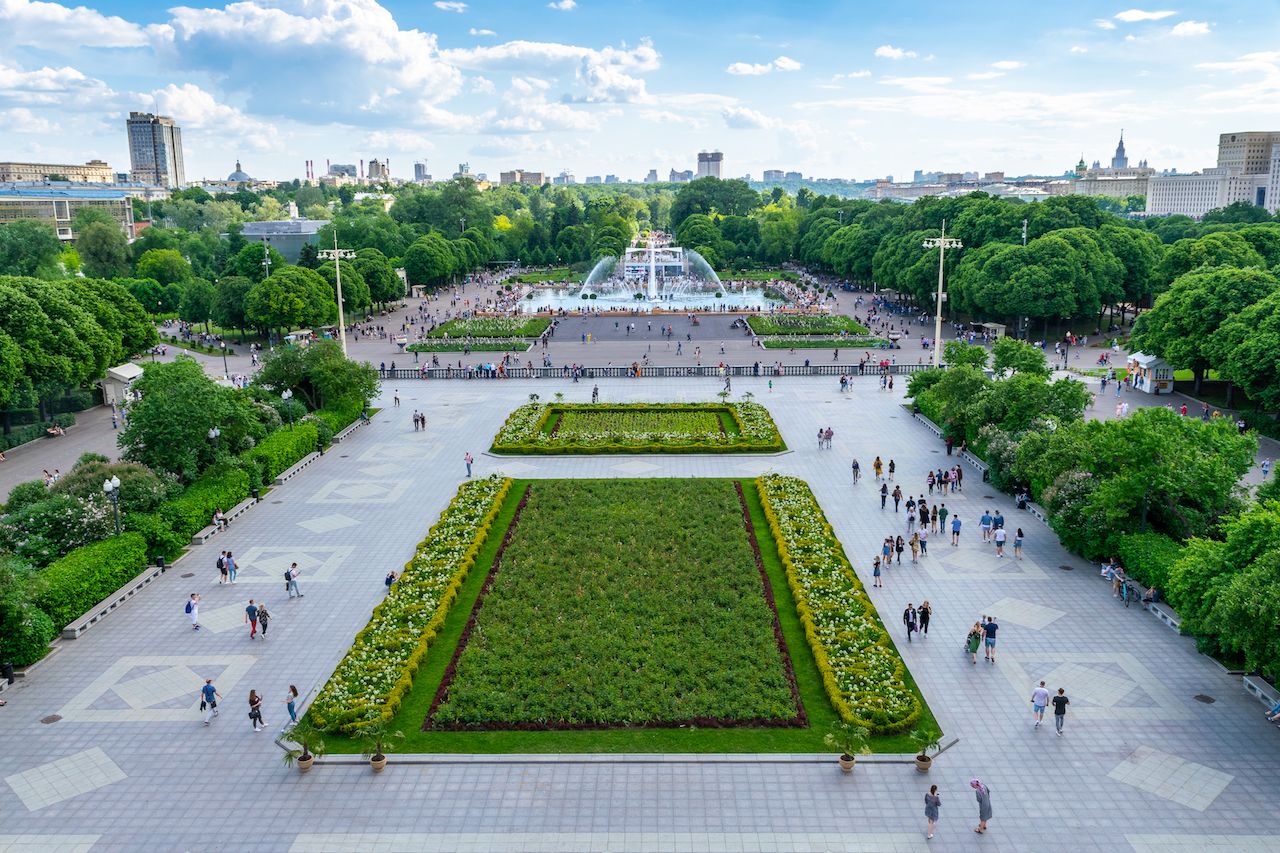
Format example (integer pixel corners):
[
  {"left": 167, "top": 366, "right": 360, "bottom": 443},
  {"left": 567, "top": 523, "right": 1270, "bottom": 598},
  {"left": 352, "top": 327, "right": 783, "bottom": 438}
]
[
  {"left": 912, "top": 411, "right": 944, "bottom": 438},
  {"left": 1148, "top": 599, "right": 1182, "bottom": 632},
  {"left": 273, "top": 451, "right": 322, "bottom": 485},
  {"left": 332, "top": 417, "right": 367, "bottom": 444},
  {"left": 61, "top": 559, "right": 167, "bottom": 639},
  {"left": 1243, "top": 674, "right": 1280, "bottom": 710},
  {"left": 190, "top": 495, "right": 258, "bottom": 545}
]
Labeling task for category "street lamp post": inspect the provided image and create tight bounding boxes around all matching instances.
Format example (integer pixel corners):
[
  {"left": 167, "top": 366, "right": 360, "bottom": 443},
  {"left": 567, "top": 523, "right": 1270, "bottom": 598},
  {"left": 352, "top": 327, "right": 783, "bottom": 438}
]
[
  {"left": 207, "top": 426, "right": 220, "bottom": 451},
  {"left": 261, "top": 238, "right": 273, "bottom": 278},
  {"left": 281, "top": 389, "right": 294, "bottom": 430},
  {"left": 923, "top": 220, "right": 962, "bottom": 368},
  {"left": 317, "top": 233, "right": 355, "bottom": 357},
  {"left": 102, "top": 475, "right": 121, "bottom": 536},
  {"left": 219, "top": 340, "right": 229, "bottom": 378}
]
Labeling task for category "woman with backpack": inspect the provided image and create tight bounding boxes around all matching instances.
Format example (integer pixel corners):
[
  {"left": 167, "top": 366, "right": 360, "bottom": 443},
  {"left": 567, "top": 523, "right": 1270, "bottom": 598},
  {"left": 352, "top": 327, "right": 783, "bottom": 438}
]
[{"left": 248, "top": 690, "right": 266, "bottom": 732}]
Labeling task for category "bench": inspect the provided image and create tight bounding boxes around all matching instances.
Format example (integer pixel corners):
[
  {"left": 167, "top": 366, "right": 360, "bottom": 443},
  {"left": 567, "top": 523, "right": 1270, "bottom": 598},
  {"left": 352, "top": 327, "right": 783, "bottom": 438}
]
[
  {"left": 1024, "top": 501, "right": 1049, "bottom": 524},
  {"left": 332, "top": 417, "right": 367, "bottom": 444},
  {"left": 1243, "top": 674, "right": 1280, "bottom": 710},
  {"left": 274, "top": 451, "right": 322, "bottom": 485},
  {"left": 190, "top": 495, "right": 259, "bottom": 545},
  {"left": 62, "top": 560, "right": 167, "bottom": 639},
  {"left": 1148, "top": 600, "right": 1182, "bottom": 632},
  {"left": 912, "top": 412, "right": 944, "bottom": 438}
]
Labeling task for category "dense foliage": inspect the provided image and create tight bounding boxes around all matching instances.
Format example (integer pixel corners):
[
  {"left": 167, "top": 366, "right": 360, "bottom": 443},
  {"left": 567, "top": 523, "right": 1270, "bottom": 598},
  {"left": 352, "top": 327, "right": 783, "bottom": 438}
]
[
  {"left": 432, "top": 479, "right": 798, "bottom": 728},
  {"left": 491, "top": 402, "right": 785, "bottom": 453}
]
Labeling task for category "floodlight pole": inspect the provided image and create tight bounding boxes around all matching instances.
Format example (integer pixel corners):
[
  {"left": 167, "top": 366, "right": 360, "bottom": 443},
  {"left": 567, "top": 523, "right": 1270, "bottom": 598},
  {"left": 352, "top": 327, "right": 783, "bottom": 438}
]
[
  {"left": 318, "top": 233, "right": 356, "bottom": 357},
  {"left": 923, "top": 220, "right": 962, "bottom": 368}
]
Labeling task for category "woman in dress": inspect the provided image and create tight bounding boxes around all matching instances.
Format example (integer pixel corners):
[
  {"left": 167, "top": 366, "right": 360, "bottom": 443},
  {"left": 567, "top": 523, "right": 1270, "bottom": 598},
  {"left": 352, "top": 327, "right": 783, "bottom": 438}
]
[
  {"left": 924, "top": 785, "right": 941, "bottom": 839},
  {"left": 895, "top": 535, "right": 905, "bottom": 564},
  {"left": 872, "top": 556, "right": 883, "bottom": 588},
  {"left": 970, "top": 778, "right": 992, "bottom": 833}
]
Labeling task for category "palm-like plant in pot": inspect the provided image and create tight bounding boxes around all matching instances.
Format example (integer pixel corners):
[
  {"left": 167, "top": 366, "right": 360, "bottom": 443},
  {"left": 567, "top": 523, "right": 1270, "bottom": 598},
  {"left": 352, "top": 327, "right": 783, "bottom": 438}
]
[
  {"left": 910, "top": 726, "right": 942, "bottom": 772},
  {"left": 359, "top": 720, "right": 404, "bottom": 774},
  {"left": 824, "top": 721, "right": 870, "bottom": 773},
  {"left": 280, "top": 717, "right": 327, "bottom": 773}
]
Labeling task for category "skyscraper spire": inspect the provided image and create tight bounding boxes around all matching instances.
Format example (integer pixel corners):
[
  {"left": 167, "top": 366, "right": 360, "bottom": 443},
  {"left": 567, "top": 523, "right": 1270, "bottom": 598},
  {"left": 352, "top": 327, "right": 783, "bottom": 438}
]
[{"left": 1111, "top": 130, "right": 1129, "bottom": 169}]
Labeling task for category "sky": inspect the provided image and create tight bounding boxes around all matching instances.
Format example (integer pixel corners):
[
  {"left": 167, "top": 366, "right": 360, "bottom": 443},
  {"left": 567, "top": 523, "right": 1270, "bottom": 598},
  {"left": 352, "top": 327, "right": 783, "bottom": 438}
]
[{"left": 2, "top": 0, "right": 1279, "bottom": 184}]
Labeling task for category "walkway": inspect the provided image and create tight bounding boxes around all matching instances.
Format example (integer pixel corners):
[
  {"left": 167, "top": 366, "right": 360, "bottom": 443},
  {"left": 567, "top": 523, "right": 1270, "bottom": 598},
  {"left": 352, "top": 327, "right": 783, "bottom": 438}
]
[
  {"left": 1, "top": 377, "right": 1276, "bottom": 851},
  {"left": 0, "top": 406, "right": 122, "bottom": 502}
]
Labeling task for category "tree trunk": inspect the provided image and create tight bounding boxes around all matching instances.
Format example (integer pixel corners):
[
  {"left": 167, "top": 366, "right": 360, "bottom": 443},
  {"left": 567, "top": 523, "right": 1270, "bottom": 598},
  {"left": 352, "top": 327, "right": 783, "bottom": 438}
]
[
  {"left": 1225, "top": 380, "right": 1234, "bottom": 409},
  {"left": 1193, "top": 366, "right": 1204, "bottom": 395}
]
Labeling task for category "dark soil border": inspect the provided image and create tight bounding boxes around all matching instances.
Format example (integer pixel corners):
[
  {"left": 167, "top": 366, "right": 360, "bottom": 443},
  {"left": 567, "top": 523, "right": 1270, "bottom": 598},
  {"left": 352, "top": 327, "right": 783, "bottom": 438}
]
[{"left": 425, "top": 479, "right": 806, "bottom": 732}]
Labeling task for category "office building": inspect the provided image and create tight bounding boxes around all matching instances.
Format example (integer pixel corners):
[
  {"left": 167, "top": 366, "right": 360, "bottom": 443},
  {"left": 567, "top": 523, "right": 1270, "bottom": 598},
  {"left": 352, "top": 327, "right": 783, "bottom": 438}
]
[
  {"left": 696, "top": 151, "right": 723, "bottom": 179},
  {"left": 669, "top": 169, "right": 693, "bottom": 182},
  {"left": 784, "top": 171, "right": 803, "bottom": 181},
  {"left": 126, "top": 112, "right": 186, "bottom": 188},
  {"left": 1144, "top": 130, "right": 1280, "bottom": 216},
  {"left": 1217, "top": 131, "right": 1280, "bottom": 174},
  {"left": 241, "top": 219, "right": 329, "bottom": 263},
  {"left": 644, "top": 169, "right": 659, "bottom": 184},
  {"left": 762, "top": 170, "right": 784, "bottom": 183},
  {"left": 414, "top": 161, "right": 430, "bottom": 182},
  {"left": 0, "top": 185, "right": 133, "bottom": 240},
  {"left": 553, "top": 171, "right": 576, "bottom": 185},
  {"left": 585, "top": 176, "right": 602, "bottom": 184},
  {"left": 367, "top": 158, "right": 390, "bottom": 181},
  {"left": 0, "top": 160, "right": 115, "bottom": 184},
  {"left": 605, "top": 175, "right": 620, "bottom": 184}
]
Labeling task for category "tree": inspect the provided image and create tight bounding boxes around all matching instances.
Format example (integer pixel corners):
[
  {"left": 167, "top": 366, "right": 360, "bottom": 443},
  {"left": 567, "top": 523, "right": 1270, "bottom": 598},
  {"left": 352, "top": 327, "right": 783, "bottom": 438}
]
[
  {"left": 224, "top": 242, "right": 286, "bottom": 282},
  {"left": 178, "top": 278, "right": 218, "bottom": 333},
  {"left": 0, "top": 220, "right": 63, "bottom": 278},
  {"left": 942, "top": 340, "right": 988, "bottom": 369},
  {"left": 317, "top": 261, "right": 371, "bottom": 316},
  {"left": 1153, "top": 232, "right": 1265, "bottom": 291},
  {"left": 1211, "top": 289, "right": 1280, "bottom": 410},
  {"left": 991, "top": 337, "right": 1049, "bottom": 377},
  {"left": 354, "top": 248, "right": 401, "bottom": 304},
  {"left": 255, "top": 340, "right": 377, "bottom": 411},
  {"left": 1202, "top": 200, "right": 1273, "bottom": 225},
  {"left": 671, "top": 178, "right": 761, "bottom": 225},
  {"left": 78, "top": 278, "right": 157, "bottom": 356},
  {"left": 297, "top": 243, "right": 321, "bottom": 269},
  {"left": 212, "top": 275, "right": 254, "bottom": 338},
  {"left": 76, "top": 221, "right": 131, "bottom": 279},
  {"left": 245, "top": 267, "right": 337, "bottom": 334},
  {"left": 1132, "top": 266, "right": 1280, "bottom": 392},
  {"left": 117, "top": 357, "right": 263, "bottom": 481},
  {"left": 1098, "top": 224, "right": 1162, "bottom": 319},
  {"left": 135, "top": 248, "right": 193, "bottom": 287},
  {"left": 403, "top": 233, "right": 456, "bottom": 287}
]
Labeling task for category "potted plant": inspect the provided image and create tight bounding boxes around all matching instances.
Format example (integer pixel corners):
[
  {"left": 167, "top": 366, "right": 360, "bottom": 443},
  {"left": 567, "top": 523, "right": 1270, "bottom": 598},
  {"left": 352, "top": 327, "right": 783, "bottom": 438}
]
[
  {"left": 824, "top": 721, "right": 870, "bottom": 773},
  {"left": 359, "top": 720, "right": 404, "bottom": 774},
  {"left": 910, "top": 726, "right": 942, "bottom": 773},
  {"left": 280, "top": 717, "right": 327, "bottom": 774}
]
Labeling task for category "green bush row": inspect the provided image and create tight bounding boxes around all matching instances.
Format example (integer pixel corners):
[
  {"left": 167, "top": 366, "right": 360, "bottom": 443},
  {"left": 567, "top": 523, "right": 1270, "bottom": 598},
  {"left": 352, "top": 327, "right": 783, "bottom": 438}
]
[
  {"left": 157, "top": 466, "right": 251, "bottom": 544},
  {"left": 0, "top": 414, "right": 76, "bottom": 452},
  {"left": 243, "top": 423, "right": 319, "bottom": 483},
  {"left": 312, "top": 401, "right": 363, "bottom": 436},
  {"left": 1113, "top": 532, "right": 1184, "bottom": 591},
  {"left": 35, "top": 533, "right": 149, "bottom": 628}
]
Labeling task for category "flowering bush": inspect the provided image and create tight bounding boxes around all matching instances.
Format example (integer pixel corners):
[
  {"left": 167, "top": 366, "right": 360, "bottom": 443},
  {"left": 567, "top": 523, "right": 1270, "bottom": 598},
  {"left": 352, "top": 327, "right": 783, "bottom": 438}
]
[
  {"left": 309, "top": 475, "right": 511, "bottom": 733},
  {"left": 756, "top": 474, "right": 922, "bottom": 733},
  {"left": 491, "top": 402, "right": 785, "bottom": 454},
  {"left": 425, "top": 318, "right": 551, "bottom": 339},
  {"left": 746, "top": 315, "right": 869, "bottom": 336}
]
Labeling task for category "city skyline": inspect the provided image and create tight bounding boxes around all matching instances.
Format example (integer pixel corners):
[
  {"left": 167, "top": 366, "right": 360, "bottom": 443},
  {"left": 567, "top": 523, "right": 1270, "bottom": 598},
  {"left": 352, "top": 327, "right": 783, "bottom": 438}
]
[{"left": 2, "top": 1, "right": 1278, "bottom": 182}]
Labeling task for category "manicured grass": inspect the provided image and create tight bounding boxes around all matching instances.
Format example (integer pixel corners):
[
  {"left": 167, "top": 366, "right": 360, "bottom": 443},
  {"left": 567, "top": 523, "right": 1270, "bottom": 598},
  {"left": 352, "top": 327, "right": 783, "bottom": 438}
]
[
  {"left": 318, "top": 478, "right": 936, "bottom": 753},
  {"left": 430, "top": 479, "right": 800, "bottom": 728},
  {"left": 407, "top": 341, "right": 530, "bottom": 353},
  {"left": 718, "top": 269, "right": 800, "bottom": 282},
  {"left": 491, "top": 402, "right": 784, "bottom": 454},
  {"left": 761, "top": 337, "right": 888, "bottom": 349},
  {"left": 509, "top": 267, "right": 574, "bottom": 283},
  {"left": 747, "top": 315, "right": 871, "bottom": 336},
  {"left": 424, "top": 317, "right": 551, "bottom": 339}
]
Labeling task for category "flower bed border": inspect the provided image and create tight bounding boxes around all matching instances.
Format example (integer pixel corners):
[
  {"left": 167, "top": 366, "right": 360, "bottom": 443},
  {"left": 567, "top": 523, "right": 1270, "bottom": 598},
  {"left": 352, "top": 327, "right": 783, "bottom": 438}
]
[
  {"left": 756, "top": 473, "right": 921, "bottom": 734},
  {"left": 490, "top": 402, "right": 785, "bottom": 454},
  {"left": 425, "top": 478, "right": 806, "bottom": 731},
  {"left": 308, "top": 475, "right": 512, "bottom": 734}
]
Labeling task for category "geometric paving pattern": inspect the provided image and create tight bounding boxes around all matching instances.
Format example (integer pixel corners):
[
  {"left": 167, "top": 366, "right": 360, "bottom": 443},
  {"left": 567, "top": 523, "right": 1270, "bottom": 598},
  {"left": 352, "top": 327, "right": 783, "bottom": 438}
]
[
  {"left": 924, "top": 545, "right": 1048, "bottom": 580},
  {"left": 296, "top": 513, "right": 359, "bottom": 534},
  {"left": 1108, "top": 746, "right": 1233, "bottom": 811},
  {"left": 998, "top": 653, "right": 1192, "bottom": 720},
  {"left": 1127, "top": 836, "right": 1280, "bottom": 853},
  {"left": 306, "top": 479, "right": 410, "bottom": 504},
  {"left": 982, "top": 596, "right": 1066, "bottom": 630},
  {"left": 4, "top": 748, "right": 125, "bottom": 811},
  {"left": 56, "top": 656, "right": 257, "bottom": 722},
  {"left": 610, "top": 460, "right": 662, "bottom": 475},
  {"left": 0, "top": 837, "right": 101, "bottom": 853},
  {"left": 288, "top": 832, "right": 929, "bottom": 853},
  {"left": 226, "top": 545, "right": 355, "bottom": 586}
]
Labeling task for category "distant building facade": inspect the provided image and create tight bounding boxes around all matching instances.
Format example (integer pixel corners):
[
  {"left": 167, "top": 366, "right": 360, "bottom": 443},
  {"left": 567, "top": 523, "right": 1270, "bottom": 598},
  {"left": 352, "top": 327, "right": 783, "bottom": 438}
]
[
  {"left": 366, "top": 158, "right": 390, "bottom": 181},
  {"left": 126, "top": 112, "right": 186, "bottom": 188},
  {"left": 0, "top": 160, "right": 114, "bottom": 183},
  {"left": 696, "top": 151, "right": 723, "bottom": 179},
  {"left": 240, "top": 219, "right": 328, "bottom": 263},
  {"left": 0, "top": 185, "right": 134, "bottom": 240},
  {"left": 761, "top": 170, "right": 784, "bottom": 183}
]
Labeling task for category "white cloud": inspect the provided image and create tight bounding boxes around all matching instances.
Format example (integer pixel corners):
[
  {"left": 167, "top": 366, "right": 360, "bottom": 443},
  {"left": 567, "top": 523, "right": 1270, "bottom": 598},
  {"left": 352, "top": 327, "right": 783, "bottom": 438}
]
[
  {"left": 0, "top": 60, "right": 116, "bottom": 108},
  {"left": 726, "top": 55, "right": 802, "bottom": 75},
  {"left": 0, "top": 0, "right": 149, "bottom": 48},
  {"left": 434, "top": 1, "right": 466, "bottom": 11},
  {"left": 1114, "top": 9, "right": 1176, "bottom": 22},
  {"left": 0, "top": 106, "right": 60, "bottom": 134},
  {"left": 469, "top": 75, "right": 496, "bottom": 93},
  {"left": 469, "top": 27, "right": 495, "bottom": 36},
  {"left": 991, "top": 60, "right": 1025, "bottom": 70},
  {"left": 1094, "top": 18, "right": 1116, "bottom": 29},
  {"left": 490, "top": 76, "right": 603, "bottom": 132},
  {"left": 722, "top": 105, "right": 777, "bottom": 129},
  {"left": 1170, "top": 20, "right": 1210, "bottom": 36},
  {"left": 442, "top": 38, "right": 660, "bottom": 103},
  {"left": 147, "top": 83, "right": 282, "bottom": 151},
  {"left": 837, "top": 70, "right": 872, "bottom": 79},
  {"left": 1070, "top": 45, "right": 1089, "bottom": 54},
  {"left": 875, "top": 44, "right": 918, "bottom": 60},
  {"left": 361, "top": 129, "right": 437, "bottom": 152},
  {"left": 879, "top": 75, "right": 953, "bottom": 93},
  {"left": 967, "top": 71, "right": 1004, "bottom": 80},
  {"left": 547, "top": 0, "right": 576, "bottom": 9},
  {"left": 1125, "top": 34, "right": 1138, "bottom": 41}
]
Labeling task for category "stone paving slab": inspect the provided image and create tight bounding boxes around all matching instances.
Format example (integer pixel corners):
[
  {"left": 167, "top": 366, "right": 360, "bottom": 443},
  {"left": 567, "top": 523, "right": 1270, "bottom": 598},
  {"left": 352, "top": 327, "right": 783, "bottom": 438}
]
[{"left": 0, "top": 376, "right": 1277, "bottom": 850}]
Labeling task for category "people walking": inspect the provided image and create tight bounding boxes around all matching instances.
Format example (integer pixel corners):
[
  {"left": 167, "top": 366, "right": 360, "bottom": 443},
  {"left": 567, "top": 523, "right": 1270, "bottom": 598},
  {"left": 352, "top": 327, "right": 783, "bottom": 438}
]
[
  {"left": 1031, "top": 680, "right": 1050, "bottom": 728},
  {"left": 909, "top": 531, "right": 920, "bottom": 562},
  {"left": 970, "top": 779, "right": 993, "bottom": 834},
  {"left": 385, "top": 570, "right": 397, "bottom": 593},
  {"left": 993, "top": 525, "right": 1007, "bottom": 557},
  {"left": 186, "top": 593, "right": 201, "bottom": 631},
  {"left": 918, "top": 601, "right": 932, "bottom": 635},
  {"left": 282, "top": 685, "right": 300, "bottom": 731},
  {"left": 880, "top": 482, "right": 888, "bottom": 509},
  {"left": 925, "top": 785, "right": 941, "bottom": 839},
  {"left": 965, "top": 623, "right": 982, "bottom": 664},
  {"left": 257, "top": 602, "right": 270, "bottom": 638},
  {"left": 200, "top": 678, "right": 220, "bottom": 725},
  {"left": 217, "top": 551, "right": 228, "bottom": 585},
  {"left": 895, "top": 535, "right": 905, "bottom": 564},
  {"left": 1013, "top": 527, "right": 1024, "bottom": 559},
  {"left": 248, "top": 689, "right": 266, "bottom": 732},
  {"left": 851, "top": 458, "right": 860, "bottom": 484},
  {"left": 918, "top": 526, "right": 929, "bottom": 556},
  {"left": 873, "top": 456, "right": 883, "bottom": 480},
  {"left": 892, "top": 485, "right": 903, "bottom": 512},
  {"left": 983, "top": 616, "right": 999, "bottom": 662},
  {"left": 464, "top": 451, "right": 473, "bottom": 477},
  {"left": 1052, "top": 688, "right": 1070, "bottom": 735},
  {"left": 888, "top": 459, "right": 896, "bottom": 480},
  {"left": 872, "top": 556, "right": 883, "bottom": 588},
  {"left": 244, "top": 599, "right": 258, "bottom": 639},
  {"left": 225, "top": 551, "right": 237, "bottom": 584},
  {"left": 950, "top": 514, "right": 961, "bottom": 546},
  {"left": 286, "top": 563, "right": 303, "bottom": 598},
  {"left": 903, "top": 603, "right": 918, "bottom": 642}
]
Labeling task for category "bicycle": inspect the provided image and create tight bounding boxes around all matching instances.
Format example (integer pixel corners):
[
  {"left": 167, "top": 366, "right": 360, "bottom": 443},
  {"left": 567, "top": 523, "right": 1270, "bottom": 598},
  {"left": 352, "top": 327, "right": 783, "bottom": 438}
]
[{"left": 1119, "top": 578, "right": 1132, "bottom": 608}]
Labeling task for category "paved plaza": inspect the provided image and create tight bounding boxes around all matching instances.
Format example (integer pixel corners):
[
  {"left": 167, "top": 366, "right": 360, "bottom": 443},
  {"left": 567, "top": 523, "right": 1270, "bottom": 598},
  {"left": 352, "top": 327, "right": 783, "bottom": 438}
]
[{"left": 1, "top": 376, "right": 1279, "bottom": 852}]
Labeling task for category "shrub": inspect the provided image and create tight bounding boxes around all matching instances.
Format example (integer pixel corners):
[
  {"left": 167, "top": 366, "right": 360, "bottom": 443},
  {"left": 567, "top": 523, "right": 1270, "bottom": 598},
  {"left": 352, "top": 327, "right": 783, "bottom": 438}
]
[
  {"left": 4, "top": 480, "right": 51, "bottom": 511},
  {"left": 126, "top": 511, "right": 188, "bottom": 560},
  {"left": 158, "top": 466, "right": 250, "bottom": 542},
  {"left": 36, "top": 532, "right": 149, "bottom": 628},
  {"left": 313, "top": 400, "right": 362, "bottom": 436},
  {"left": 243, "top": 423, "right": 318, "bottom": 483},
  {"left": 2, "top": 606, "right": 56, "bottom": 666},
  {"left": 0, "top": 493, "right": 116, "bottom": 567},
  {"left": 1113, "top": 532, "right": 1183, "bottom": 590},
  {"left": 51, "top": 459, "right": 181, "bottom": 515},
  {"left": 0, "top": 414, "right": 76, "bottom": 451},
  {"left": 977, "top": 425, "right": 1020, "bottom": 490}
]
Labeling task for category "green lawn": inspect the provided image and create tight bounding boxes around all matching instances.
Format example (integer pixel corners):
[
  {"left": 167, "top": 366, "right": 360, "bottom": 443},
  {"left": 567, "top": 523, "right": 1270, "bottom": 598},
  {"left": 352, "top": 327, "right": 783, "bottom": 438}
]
[
  {"left": 747, "top": 315, "right": 871, "bottom": 336},
  {"left": 761, "top": 337, "right": 888, "bottom": 349},
  {"left": 492, "top": 403, "right": 783, "bottom": 454},
  {"left": 319, "top": 478, "right": 936, "bottom": 753},
  {"left": 717, "top": 269, "right": 800, "bottom": 282}
]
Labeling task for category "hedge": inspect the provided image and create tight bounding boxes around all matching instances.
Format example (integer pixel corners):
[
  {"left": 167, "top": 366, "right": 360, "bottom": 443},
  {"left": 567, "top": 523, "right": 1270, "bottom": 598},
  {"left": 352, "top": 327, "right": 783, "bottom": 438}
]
[
  {"left": 243, "top": 423, "right": 318, "bottom": 483},
  {"left": 35, "top": 532, "right": 149, "bottom": 628},
  {"left": 2, "top": 606, "right": 57, "bottom": 667},
  {"left": 1113, "top": 532, "right": 1183, "bottom": 591},
  {"left": 313, "top": 401, "right": 363, "bottom": 437},
  {"left": 126, "top": 511, "right": 188, "bottom": 561},
  {"left": 158, "top": 467, "right": 250, "bottom": 543},
  {"left": 0, "top": 413, "right": 76, "bottom": 451}
]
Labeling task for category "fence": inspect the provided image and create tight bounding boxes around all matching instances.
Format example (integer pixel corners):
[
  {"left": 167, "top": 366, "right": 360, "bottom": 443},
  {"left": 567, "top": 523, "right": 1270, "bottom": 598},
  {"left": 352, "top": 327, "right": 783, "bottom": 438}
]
[{"left": 381, "top": 363, "right": 939, "bottom": 381}]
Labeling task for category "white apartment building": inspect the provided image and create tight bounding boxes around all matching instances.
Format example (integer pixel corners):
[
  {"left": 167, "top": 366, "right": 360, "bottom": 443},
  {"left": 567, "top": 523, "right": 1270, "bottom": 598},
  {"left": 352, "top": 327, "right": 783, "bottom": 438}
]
[{"left": 1147, "top": 167, "right": 1272, "bottom": 217}]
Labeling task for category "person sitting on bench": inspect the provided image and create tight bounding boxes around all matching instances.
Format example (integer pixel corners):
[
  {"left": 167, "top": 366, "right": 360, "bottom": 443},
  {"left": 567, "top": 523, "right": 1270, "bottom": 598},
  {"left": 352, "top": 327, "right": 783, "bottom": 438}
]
[
  {"left": 45, "top": 424, "right": 65, "bottom": 437},
  {"left": 1142, "top": 586, "right": 1160, "bottom": 605},
  {"left": 212, "top": 508, "right": 229, "bottom": 530}
]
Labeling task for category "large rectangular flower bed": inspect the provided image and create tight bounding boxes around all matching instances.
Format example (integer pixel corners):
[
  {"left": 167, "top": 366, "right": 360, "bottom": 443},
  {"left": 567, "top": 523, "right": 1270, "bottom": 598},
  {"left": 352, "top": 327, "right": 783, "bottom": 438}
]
[
  {"left": 490, "top": 402, "right": 785, "bottom": 454},
  {"left": 429, "top": 478, "right": 803, "bottom": 729},
  {"left": 746, "top": 315, "right": 870, "bottom": 337},
  {"left": 424, "top": 317, "right": 551, "bottom": 339}
]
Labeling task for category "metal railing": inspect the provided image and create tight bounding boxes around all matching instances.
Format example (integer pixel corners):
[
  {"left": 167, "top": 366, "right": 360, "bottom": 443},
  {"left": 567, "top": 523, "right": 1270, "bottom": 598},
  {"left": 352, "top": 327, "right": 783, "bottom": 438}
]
[{"left": 380, "top": 363, "right": 939, "bottom": 381}]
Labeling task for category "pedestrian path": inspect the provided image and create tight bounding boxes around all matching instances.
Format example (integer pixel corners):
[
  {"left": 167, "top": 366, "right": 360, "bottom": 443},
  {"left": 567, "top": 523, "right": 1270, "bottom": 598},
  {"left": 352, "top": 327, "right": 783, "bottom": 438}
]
[{"left": 0, "top": 377, "right": 1276, "bottom": 851}]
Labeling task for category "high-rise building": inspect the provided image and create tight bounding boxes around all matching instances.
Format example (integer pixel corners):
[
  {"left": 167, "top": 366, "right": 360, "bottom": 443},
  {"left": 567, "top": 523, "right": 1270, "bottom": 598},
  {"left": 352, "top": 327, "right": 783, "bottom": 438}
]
[
  {"left": 762, "top": 170, "right": 784, "bottom": 183},
  {"left": 696, "top": 151, "right": 723, "bottom": 179},
  {"left": 644, "top": 169, "right": 659, "bottom": 183},
  {"left": 585, "top": 176, "right": 602, "bottom": 184},
  {"left": 1217, "top": 131, "right": 1280, "bottom": 174},
  {"left": 126, "top": 112, "right": 186, "bottom": 188},
  {"left": 669, "top": 169, "right": 693, "bottom": 182},
  {"left": 784, "top": 171, "right": 803, "bottom": 181},
  {"left": 553, "top": 171, "right": 576, "bottom": 185},
  {"left": 605, "top": 175, "right": 620, "bottom": 184},
  {"left": 367, "top": 158, "right": 390, "bottom": 181},
  {"left": 1110, "top": 131, "right": 1129, "bottom": 169},
  {"left": 414, "top": 161, "right": 429, "bottom": 182}
]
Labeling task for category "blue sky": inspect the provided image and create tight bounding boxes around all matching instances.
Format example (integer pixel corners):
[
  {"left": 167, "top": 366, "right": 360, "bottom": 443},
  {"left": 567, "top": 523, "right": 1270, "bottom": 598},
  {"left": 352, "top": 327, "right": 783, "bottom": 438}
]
[{"left": 2, "top": 0, "right": 1277, "bottom": 184}]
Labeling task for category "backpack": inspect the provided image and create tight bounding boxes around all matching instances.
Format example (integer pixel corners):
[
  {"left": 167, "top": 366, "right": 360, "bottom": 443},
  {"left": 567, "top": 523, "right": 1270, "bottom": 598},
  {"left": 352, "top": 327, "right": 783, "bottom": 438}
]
[
  {"left": 216, "top": 556, "right": 225, "bottom": 571},
  {"left": 284, "top": 569, "right": 293, "bottom": 580},
  {"left": 185, "top": 601, "right": 193, "bottom": 614}
]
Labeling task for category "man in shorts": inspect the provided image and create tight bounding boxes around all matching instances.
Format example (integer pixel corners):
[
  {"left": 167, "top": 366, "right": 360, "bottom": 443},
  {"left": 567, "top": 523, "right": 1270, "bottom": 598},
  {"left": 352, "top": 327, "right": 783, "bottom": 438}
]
[
  {"left": 983, "top": 616, "right": 998, "bottom": 662},
  {"left": 1030, "top": 680, "right": 1050, "bottom": 728}
]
